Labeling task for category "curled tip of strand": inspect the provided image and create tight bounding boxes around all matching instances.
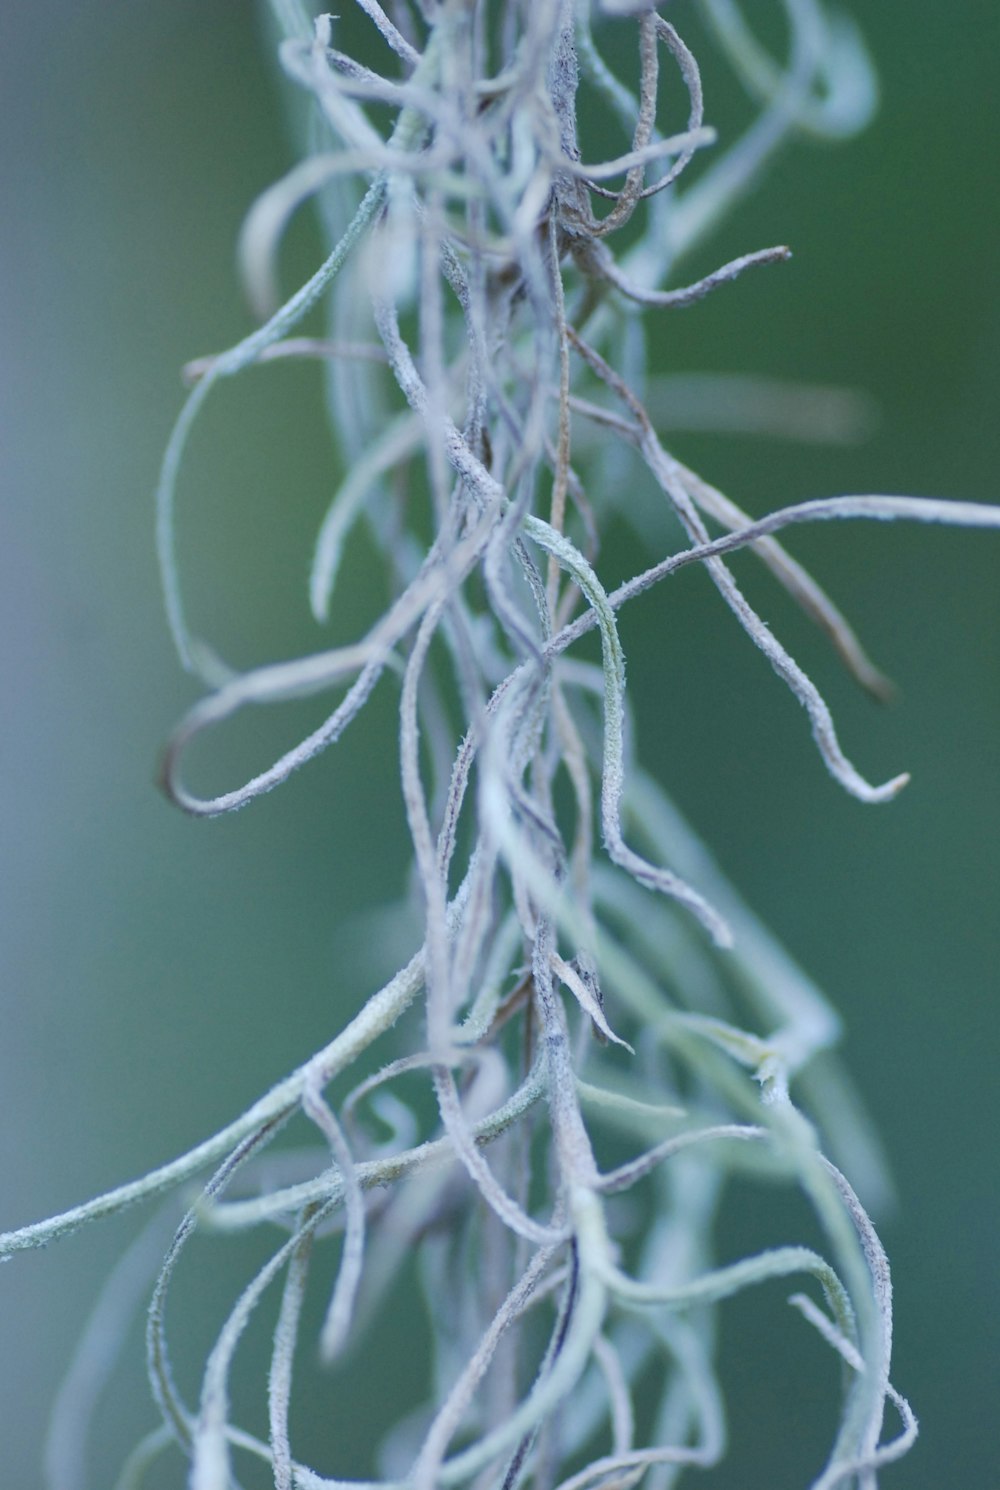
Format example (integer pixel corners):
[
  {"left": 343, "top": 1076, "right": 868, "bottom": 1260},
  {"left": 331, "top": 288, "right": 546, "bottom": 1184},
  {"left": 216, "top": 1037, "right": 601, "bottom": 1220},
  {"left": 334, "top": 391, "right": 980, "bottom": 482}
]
[
  {"left": 860, "top": 667, "right": 897, "bottom": 707},
  {"left": 856, "top": 771, "right": 910, "bottom": 805},
  {"left": 671, "top": 886, "right": 733, "bottom": 949},
  {"left": 712, "top": 915, "right": 735, "bottom": 950}
]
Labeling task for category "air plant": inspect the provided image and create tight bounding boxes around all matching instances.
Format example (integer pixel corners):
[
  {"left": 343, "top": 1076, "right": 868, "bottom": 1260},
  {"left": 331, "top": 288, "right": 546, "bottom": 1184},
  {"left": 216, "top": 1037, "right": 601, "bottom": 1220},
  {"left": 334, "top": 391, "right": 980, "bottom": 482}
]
[{"left": 5, "top": 2, "right": 1000, "bottom": 1487}]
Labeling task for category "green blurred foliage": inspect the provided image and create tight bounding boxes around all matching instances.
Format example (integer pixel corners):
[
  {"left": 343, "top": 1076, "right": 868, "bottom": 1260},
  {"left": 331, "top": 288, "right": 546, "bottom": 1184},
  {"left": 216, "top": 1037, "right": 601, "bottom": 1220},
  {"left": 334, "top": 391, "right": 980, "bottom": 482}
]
[{"left": 1, "top": 2, "right": 997, "bottom": 1484}]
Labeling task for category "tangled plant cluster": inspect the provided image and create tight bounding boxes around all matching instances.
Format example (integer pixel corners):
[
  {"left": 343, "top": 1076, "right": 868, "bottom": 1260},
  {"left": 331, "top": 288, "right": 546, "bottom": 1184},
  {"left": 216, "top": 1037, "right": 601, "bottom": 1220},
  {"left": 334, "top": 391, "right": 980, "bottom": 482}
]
[{"left": 6, "top": 1, "right": 1000, "bottom": 1487}]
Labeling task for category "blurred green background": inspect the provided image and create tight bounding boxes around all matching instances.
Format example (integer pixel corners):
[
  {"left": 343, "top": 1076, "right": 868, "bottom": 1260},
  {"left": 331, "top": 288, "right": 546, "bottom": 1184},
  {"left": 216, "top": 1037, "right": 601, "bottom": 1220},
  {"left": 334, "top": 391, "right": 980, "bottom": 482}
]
[{"left": 1, "top": 2, "right": 997, "bottom": 1485}]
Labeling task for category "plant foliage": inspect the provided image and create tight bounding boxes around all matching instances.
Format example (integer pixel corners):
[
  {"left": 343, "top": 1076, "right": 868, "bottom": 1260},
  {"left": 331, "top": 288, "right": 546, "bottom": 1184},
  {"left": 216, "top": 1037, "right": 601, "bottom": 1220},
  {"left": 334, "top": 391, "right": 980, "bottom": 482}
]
[{"left": 6, "top": 2, "right": 1000, "bottom": 1487}]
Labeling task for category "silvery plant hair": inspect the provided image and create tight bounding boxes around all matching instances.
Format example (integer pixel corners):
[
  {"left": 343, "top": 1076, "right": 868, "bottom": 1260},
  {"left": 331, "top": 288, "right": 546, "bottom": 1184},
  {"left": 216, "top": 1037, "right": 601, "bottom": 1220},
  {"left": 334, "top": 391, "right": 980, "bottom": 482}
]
[{"left": 6, "top": 3, "right": 1000, "bottom": 1488}]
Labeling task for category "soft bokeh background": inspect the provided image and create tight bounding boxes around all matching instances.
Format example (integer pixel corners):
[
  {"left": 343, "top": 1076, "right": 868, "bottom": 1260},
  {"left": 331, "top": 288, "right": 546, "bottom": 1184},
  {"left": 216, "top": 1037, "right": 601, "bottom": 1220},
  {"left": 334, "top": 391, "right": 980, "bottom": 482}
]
[{"left": 1, "top": 2, "right": 997, "bottom": 1485}]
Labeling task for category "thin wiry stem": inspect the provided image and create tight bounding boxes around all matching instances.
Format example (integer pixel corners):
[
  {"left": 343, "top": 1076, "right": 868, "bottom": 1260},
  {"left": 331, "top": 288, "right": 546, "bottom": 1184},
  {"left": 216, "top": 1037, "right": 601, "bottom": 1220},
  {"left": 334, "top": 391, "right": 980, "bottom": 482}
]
[
  {"left": 581, "top": 242, "right": 792, "bottom": 310},
  {"left": 268, "top": 1210, "right": 316, "bottom": 1490},
  {"left": 302, "top": 1077, "right": 367, "bottom": 1362},
  {"left": 18, "top": 3, "right": 996, "bottom": 1486}
]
